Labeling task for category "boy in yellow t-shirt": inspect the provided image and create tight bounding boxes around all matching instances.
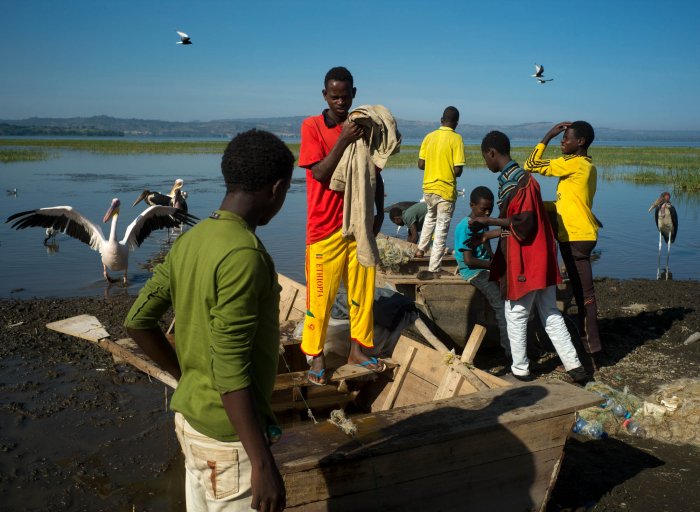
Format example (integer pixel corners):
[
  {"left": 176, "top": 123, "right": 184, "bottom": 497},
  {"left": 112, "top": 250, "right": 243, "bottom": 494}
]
[
  {"left": 524, "top": 121, "right": 606, "bottom": 371},
  {"left": 415, "top": 106, "right": 465, "bottom": 279}
]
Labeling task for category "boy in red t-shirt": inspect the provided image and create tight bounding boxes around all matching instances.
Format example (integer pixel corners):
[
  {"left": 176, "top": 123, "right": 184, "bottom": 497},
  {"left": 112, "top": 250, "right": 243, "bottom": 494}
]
[
  {"left": 469, "top": 131, "right": 587, "bottom": 384},
  {"left": 298, "top": 66, "right": 385, "bottom": 385}
]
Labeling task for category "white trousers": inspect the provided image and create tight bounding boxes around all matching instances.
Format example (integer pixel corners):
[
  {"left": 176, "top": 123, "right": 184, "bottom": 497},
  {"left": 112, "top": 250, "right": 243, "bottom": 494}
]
[
  {"left": 175, "top": 412, "right": 255, "bottom": 512},
  {"left": 504, "top": 286, "right": 581, "bottom": 376},
  {"left": 417, "top": 193, "right": 455, "bottom": 272}
]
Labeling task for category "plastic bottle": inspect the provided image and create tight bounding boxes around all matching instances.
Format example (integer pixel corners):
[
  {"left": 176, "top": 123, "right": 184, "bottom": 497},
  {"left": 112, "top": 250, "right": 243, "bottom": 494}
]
[
  {"left": 622, "top": 419, "right": 647, "bottom": 438},
  {"left": 601, "top": 397, "right": 632, "bottom": 419},
  {"left": 572, "top": 417, "right": 608, "bottom": 439}
]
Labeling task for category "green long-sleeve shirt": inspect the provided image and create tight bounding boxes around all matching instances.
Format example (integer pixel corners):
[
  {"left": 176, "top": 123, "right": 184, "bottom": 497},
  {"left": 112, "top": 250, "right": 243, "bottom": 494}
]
[{"left": 124, "top": 210, "right": 280, "bottom": 441}]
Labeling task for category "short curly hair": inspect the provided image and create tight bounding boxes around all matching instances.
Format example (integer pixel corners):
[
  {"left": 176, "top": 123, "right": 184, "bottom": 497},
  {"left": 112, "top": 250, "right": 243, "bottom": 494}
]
[
  {"left": 470, "top": 186, "right": 494, "bottom": 204},
  {"left": 221, "top": 129, "right": 295, "bottom": 192},
  {"left": 324, "top": 66, "right": 354, "bottom": 88},
  {"left": 570, "top": 121, "right": 595, "bottom": 149},
  {"left": 481, "top": 130, "right": 511, "bottom": 156}
]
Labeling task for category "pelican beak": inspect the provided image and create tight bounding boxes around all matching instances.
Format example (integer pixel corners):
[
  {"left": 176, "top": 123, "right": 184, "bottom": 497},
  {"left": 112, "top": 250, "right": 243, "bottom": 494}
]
[
  {"left": 133, "top": 190, "right": 148, "bottom": 207},
  {"left": 103, "top": 200, "right": 120, "bottom": 223}
]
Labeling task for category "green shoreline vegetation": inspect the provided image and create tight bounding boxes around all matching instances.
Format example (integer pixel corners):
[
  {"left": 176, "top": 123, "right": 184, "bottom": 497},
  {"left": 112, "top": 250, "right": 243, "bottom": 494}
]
[{"left": 2, "top": 139, "right": 699, "bottom": 190}]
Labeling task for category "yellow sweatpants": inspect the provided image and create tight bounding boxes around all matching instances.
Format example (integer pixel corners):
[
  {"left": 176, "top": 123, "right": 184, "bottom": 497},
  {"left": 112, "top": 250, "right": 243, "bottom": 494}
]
[{"left": 301, "top": 229, "right": 375, "bottom": 356}]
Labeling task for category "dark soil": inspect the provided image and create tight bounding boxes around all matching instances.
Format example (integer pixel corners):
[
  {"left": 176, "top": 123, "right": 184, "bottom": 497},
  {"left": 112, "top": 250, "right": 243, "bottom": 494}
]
[{"left": 1, "top": 279, "right": 699, "bottom": 511}]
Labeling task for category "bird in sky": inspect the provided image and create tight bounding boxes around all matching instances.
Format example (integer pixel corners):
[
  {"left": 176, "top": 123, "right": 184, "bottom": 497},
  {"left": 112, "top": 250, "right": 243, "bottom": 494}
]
[
  {"left": 6, "top": 199, "right": 197, "bottom": 284},
  {"left": 176, "top": 30, "right": 192, "bottom": 45},
  {"left": 532, "top": 64, "right": 554, "bottom": 84},
  {"left": 648, "top": 191, "right": 679, "bottom": 280}
]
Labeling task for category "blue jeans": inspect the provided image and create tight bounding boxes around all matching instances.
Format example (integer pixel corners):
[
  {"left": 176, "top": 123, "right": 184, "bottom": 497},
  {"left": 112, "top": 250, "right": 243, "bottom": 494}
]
[{"left": 468, "top": 270, "right": 510, "bottom": 356}]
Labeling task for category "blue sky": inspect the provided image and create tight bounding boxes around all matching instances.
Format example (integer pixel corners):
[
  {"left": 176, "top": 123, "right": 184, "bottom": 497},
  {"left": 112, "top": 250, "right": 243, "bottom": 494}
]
[{"left": 2, "top": 0, "right": 700, "bottom": 130}]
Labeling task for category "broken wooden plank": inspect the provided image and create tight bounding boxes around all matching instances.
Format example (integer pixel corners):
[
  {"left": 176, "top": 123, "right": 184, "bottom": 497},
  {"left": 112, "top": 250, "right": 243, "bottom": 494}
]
[
  {"left": 461, "top": 324, "right": 487, "bottom": 364},
  {"left": 273, "top": 359, "right": 398, "bottom": 392},
  {"left": 380, "top": 346, "right": 417, "bottom": 411}
]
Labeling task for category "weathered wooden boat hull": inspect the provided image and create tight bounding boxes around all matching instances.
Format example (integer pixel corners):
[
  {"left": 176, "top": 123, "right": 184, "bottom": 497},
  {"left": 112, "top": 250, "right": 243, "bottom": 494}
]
[{"left": 274, "top": 380, "right": 600, "bottom": 511}]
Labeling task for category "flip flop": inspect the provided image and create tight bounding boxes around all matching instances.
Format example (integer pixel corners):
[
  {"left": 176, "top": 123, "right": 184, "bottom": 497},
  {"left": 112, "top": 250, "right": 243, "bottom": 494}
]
[
  {"left": 307, "top": 368, "right": 327, "bottom": 386},
  {"left": 354, "top": 357, "right": 386, "bottom": 374}
]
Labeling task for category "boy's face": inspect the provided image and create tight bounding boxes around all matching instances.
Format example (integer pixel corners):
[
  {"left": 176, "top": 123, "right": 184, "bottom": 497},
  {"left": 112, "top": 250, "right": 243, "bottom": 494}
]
[
  {"left": 390, "top": 215, "right": 404, "bottom": 226},
  {"left": 560, "top": 128, "right": 583, "bottom": 155},
  {"left": 322, "top": 80, "right": 355, "bottom": 123},
  {"left": 481, "top": 149, "right": 499, "bottom": 173},
  {"left": 470, "top": 198, "right": 493, "bottom": 218},
  {"left": 259, "top": 177, "right": 291, "bottom": 226}
]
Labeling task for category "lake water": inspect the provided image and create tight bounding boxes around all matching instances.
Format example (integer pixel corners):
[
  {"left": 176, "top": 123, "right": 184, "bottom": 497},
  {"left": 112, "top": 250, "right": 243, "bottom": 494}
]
[{"left": 1, "top": 150, "right": 698, "bottom": 298}]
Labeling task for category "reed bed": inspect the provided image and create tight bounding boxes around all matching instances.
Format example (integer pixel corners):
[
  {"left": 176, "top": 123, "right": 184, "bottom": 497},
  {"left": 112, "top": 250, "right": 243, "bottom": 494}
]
[
  {"left": 0, "top": 148, "right": 51, "bottom": 163},
  {"left": 2, "top": 139, "right": 699, "bottom": 190}
]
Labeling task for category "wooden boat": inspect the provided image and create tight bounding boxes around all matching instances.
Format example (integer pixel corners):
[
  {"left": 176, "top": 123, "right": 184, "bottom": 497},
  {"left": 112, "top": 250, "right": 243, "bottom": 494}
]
[
  {"left": 46, "top": 272, "right": 601, "bottom": 512},
  {"left": 376, "top": 234, "right": 574, "bottom": 350}
]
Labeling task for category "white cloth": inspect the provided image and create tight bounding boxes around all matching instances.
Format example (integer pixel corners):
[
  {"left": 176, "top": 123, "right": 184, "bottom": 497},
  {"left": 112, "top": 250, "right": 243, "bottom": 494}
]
[
  {"left": 504, "top": 286, "right": 581, "bottom": 376},
  {"left": 175, "top": 412, "right": 255, "bottom": 512},
  {"left": 330, "top": 105, "right": 401, "bottom": 267}
]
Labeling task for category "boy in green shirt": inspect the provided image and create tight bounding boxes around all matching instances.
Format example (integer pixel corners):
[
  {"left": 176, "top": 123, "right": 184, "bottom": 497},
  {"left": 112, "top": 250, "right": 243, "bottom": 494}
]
[{"left": 125, "top": 129, "right": 294, "bottom": 512}]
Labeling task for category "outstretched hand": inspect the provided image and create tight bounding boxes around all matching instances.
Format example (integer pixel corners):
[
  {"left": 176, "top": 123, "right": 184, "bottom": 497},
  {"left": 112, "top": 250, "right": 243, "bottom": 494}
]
[{"left": 468, "top": 216, "right": 489, "bottom": 231}]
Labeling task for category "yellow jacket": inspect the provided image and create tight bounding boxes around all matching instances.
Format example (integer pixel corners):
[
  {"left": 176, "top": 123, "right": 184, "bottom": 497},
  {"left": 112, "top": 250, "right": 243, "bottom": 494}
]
[{"left": 524, "top": 143, "right": 598, "bottom": 242}]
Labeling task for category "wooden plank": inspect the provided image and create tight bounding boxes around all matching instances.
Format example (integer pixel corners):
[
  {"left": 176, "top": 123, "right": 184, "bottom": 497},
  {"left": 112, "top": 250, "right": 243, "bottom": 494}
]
[
  {"left": 461, "top": 324, "right": 487, "bottom": 364},
  {"left": 285, "top": 445, "right": 566, "bottom": 511},
  {"left": 112, "top": 338, "right": 139, "bottom": 364},
  {"left": 273, "top": 359, "right": 398, "bottom": 392},
  {"left": 380, "top": 346, "right": 417, "bottom": 411},
  {"left": 277, "top": 273, "right": 306, "bottom": 322},
  {"left": 46, "top": 314, "right": 110, "bottom": 342},
  {"left": 278, "top": 283, "right": 299, "bottom": 323}
]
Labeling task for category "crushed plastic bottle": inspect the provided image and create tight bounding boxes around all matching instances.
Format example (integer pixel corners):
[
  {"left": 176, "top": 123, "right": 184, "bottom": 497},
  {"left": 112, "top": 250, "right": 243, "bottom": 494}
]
[
  {"left": 601, "top": 397, "right": 632, "bottom": 419},
  {"left": 622, "top": 418, "right": 647, "bottom": 438},
  {"left": 572, "top": 416, "right": 608, "bottom": 439}
]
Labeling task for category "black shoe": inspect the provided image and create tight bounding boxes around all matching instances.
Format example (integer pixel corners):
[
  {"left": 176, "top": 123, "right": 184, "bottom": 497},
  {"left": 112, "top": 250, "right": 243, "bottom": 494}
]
[
  {"left": 512, "top": 373, "right": 535, "bottom": 382},
  {"left": 567, "top": 366, "right": 591, "bottom": 384}
]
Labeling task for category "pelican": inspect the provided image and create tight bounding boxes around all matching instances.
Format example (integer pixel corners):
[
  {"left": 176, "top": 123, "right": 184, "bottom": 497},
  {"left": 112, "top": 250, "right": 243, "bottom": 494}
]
[
  {"left": 648, "top": 191, "right": 678, "bottom": 280},
  {"left": 176, "top": 30, "right": 192, "bottom": 45},
  {"left": 6, "top": 199, "right": 197, "bottom": 284},
  {"left": 133, "top": 179, "right": 184, "bottom": 207}
]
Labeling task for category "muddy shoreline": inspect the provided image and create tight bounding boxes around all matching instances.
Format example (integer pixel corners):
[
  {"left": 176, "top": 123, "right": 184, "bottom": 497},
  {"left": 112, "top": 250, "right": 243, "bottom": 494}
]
[{"left": 1, "top": 278, "right": 699, "bottom": 511}]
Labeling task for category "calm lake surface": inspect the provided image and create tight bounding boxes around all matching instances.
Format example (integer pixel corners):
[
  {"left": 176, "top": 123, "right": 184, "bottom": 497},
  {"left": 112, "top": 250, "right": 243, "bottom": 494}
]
[{"left": 1, "top": 150, "right": 698, "bottom": 298}]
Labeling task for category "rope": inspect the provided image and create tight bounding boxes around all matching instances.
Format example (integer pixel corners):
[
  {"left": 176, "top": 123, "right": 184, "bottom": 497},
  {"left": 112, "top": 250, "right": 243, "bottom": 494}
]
[{"left": 279, "top": 348, "right": 318, "bottom": 424}]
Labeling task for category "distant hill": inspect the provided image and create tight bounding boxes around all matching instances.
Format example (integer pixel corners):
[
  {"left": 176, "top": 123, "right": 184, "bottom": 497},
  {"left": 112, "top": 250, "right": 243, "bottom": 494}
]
[{"left": 2, "top": 115, "right": 700, "bottom": 142}]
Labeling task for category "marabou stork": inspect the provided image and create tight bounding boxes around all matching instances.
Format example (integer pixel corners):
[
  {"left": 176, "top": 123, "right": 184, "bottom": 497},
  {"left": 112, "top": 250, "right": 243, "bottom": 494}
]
[
  {"left": 6, "top": 199, "right": 197, "bottom": 284},
  {"left": 133, "top": 179, "right": 185, "bottom": 207},
  {"left": 648, "top": 191, "right": 679, "bottom": 280}
]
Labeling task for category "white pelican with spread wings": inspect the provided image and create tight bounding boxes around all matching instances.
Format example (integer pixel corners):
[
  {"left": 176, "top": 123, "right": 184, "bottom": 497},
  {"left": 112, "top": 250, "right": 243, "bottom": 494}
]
[{"left": 6, "top": 198, "right": 198, "bottom": 283}]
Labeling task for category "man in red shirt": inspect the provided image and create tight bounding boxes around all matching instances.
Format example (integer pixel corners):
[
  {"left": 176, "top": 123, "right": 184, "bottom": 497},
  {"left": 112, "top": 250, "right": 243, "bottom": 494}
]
[{"left": 298, "top": 66, "right": 385, "bottom": 385}]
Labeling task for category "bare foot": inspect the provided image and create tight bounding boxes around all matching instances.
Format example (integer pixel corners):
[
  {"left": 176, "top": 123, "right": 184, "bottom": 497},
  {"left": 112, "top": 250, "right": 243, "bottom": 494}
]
[{"left": 414, "top": 249, "right": 425, "bottom": 258}]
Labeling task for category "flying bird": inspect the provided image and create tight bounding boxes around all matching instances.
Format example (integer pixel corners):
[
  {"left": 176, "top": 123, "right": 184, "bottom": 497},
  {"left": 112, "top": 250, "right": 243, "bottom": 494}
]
[
  {"left": 6, "top": 199, "right": 198, "bottom": 284},
  {"left": 532, "top": 64, "right": 554, "bottom": 83},
  {"left": 648, "top": 191, "right": 678, "bottom": 280},
  {"left": 176, "top": 30, "right": 192, "bottom": 45}
]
